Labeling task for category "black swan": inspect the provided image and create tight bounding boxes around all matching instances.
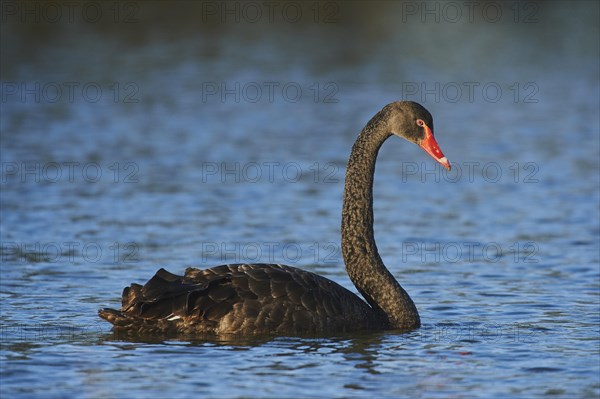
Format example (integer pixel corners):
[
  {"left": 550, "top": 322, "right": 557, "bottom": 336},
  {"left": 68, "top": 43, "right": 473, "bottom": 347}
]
[{"left": 99, "top": 101, "right": 450, "bottom": 336}]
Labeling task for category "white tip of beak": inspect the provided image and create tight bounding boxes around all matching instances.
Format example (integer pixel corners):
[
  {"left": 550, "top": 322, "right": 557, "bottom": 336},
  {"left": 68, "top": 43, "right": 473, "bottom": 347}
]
[{"left": 438, "top": 157, "right": 451, "bottom": 170}]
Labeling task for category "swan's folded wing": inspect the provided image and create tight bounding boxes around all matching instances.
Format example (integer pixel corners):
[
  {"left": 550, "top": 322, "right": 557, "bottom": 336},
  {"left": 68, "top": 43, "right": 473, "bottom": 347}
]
[{"left": 100, "top": 263, "right": 377, "bottom": 335}]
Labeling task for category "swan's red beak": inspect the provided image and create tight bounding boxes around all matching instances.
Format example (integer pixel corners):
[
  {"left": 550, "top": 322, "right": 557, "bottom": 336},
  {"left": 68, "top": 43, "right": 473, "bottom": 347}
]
[{"left": 419, "top": 125, "right": 451, "bottom": 170}]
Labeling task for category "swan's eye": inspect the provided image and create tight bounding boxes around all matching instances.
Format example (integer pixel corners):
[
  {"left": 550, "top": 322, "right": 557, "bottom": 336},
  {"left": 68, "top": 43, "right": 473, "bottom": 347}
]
[{"left": 416, "top": 119, "right": 425, "bottom": 127}]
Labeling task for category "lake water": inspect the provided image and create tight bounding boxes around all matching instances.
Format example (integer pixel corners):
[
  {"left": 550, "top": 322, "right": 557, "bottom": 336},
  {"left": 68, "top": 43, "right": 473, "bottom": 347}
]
[{"left": 1, "top": 2, "right": 599, "bottom": 398}]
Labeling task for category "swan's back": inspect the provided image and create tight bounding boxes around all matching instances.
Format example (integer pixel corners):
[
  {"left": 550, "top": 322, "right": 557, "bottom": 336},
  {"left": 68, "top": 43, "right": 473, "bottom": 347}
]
[{"left": 99, "top": 264, "right": 384, "bottom": 336}]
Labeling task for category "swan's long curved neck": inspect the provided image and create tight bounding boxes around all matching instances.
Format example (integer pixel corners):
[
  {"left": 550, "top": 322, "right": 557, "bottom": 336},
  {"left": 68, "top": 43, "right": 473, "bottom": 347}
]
[{"left": 341, "top": 112, "right": 420, "bottom": 329}]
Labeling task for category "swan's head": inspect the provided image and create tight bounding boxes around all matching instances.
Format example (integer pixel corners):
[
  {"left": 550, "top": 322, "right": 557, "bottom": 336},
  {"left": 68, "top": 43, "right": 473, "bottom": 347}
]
[{"left": 387, "top": 101, "right": 451, "bottom": 170}]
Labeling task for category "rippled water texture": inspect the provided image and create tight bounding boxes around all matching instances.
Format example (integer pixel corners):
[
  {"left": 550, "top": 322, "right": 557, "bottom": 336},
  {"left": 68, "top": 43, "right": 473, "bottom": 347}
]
[{"left": 1, "top": 1, "right": 599, "bottom": 398}]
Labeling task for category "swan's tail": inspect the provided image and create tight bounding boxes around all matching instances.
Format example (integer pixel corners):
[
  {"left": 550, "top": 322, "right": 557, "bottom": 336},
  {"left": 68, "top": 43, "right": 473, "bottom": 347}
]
[
  {"left": 98, "top": 280, "right": 147, "bottom": 328},
  {"left": 98, "top": 268, "right": 225, "bottom": 334},
  {"left": 98, "top": 308, "right": 132, "bottom": 326}
]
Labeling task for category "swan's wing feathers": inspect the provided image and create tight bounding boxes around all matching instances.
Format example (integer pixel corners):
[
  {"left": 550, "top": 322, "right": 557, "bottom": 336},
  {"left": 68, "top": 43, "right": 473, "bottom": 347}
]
[
  {"left": 141, "top": 268, "right": 190, "bottom": 299},
  {"left": 100, "top": 264, "right": 374, "bottom": 335},
  {"left": 123, "top": 270, "right": 227, "bottom": 320},
  {"left": 100, "top": 268, "right": 230, "bottom": 329},
  {"left": 285, "top": 279, "right": 304, "bottom": 303},
  {"left": 121, "top": 283, "right": 143, "bottom": 310}
]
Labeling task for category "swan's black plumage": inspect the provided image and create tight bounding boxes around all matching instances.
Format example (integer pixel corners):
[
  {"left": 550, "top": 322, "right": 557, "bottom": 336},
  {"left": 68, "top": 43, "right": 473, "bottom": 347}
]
[
  {"left": 100, "top": 264, "right": 384, "bottom": 335},
  {"left": 99, "top": 101, "right": 450, "bottom": 336}
]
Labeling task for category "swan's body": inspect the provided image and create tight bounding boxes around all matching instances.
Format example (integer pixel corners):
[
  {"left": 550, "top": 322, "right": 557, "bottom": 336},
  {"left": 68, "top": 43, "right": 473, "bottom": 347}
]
[
  {"left": 101, "top": 264, "right": 384, "bottom": 335},
  {"left": 99, "top": 101, "right": 450, "bottom": 336}
]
